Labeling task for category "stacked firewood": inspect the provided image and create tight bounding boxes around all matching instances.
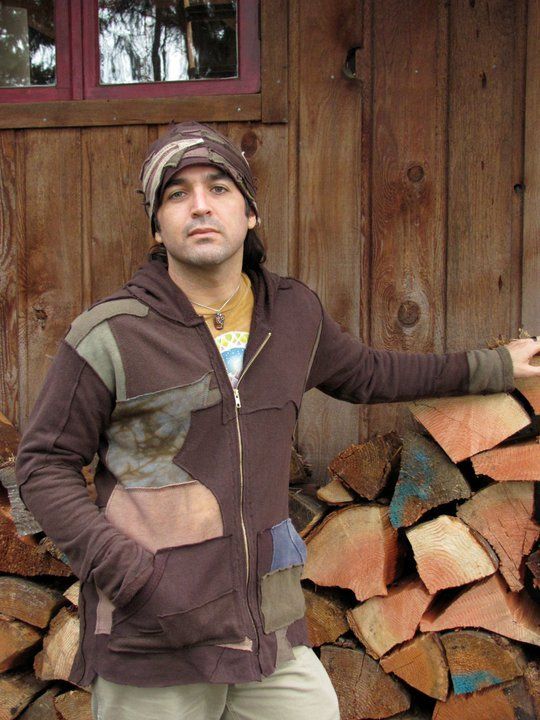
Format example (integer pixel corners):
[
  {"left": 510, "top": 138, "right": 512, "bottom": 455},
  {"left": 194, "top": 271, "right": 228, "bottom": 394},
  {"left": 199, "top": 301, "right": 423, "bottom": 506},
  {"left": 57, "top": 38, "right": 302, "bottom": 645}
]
[
  {"left": 291, "top": 372, "right": 540, "bottom": 719},
  {"left": 0, "top": 413, "right": 91, "bottom": 720}
]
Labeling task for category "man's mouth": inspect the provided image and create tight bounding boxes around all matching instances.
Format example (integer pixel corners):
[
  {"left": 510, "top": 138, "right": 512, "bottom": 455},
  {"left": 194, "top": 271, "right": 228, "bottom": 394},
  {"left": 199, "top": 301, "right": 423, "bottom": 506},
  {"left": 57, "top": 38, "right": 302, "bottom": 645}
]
[{"left": 189, "top": 227, "right": 219, "bottom": 236}]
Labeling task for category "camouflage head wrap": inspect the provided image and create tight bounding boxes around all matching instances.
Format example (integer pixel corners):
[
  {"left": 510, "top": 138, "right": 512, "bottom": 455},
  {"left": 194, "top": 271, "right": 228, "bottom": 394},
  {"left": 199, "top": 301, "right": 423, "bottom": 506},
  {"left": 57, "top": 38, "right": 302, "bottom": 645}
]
[{"left": 140, "top": 121, "right": 259, "bottom": 228}]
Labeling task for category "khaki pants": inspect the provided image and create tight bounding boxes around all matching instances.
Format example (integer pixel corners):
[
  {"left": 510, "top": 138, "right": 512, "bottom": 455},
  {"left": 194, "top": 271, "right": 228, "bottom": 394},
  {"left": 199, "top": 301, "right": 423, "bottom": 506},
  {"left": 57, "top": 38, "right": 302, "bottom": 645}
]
[{"left": 92, "top": 645, "right": 340, "bottom": 720}]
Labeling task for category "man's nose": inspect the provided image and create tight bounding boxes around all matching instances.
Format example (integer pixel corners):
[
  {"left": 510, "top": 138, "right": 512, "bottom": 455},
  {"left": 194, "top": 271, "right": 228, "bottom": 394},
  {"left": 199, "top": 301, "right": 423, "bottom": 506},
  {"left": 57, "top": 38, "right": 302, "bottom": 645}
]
[{"left": 190, "top": 187, "right": 211, "bottom": 216}]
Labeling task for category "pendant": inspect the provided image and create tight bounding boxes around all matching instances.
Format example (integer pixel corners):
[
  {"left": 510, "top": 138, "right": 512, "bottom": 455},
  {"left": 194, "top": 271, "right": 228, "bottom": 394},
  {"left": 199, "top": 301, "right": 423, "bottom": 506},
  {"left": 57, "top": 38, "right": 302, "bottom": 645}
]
[{"left": 214, "top": 312, "right": 225, "bottom": 330}]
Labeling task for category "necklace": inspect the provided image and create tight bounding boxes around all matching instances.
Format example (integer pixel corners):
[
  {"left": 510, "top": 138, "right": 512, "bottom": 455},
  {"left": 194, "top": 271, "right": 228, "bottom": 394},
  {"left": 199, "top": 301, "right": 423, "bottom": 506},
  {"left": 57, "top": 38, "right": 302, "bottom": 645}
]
[{"left": 190, "top": 282, "right": 241, "bottom": 330}]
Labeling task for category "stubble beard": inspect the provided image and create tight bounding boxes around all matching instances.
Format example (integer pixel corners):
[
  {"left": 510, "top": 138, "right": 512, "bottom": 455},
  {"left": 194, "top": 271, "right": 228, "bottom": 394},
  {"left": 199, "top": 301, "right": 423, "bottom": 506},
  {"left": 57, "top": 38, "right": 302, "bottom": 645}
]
[{"left": 167, "top": 232, "right": 245, "bottom": 270}]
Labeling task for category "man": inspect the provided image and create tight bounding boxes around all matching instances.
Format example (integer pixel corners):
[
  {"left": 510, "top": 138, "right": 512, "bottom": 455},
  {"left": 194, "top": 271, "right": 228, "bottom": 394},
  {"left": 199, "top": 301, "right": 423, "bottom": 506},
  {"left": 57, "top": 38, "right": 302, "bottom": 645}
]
[{"left": 16, "top": 122, "right": 540, "bottom": 720}]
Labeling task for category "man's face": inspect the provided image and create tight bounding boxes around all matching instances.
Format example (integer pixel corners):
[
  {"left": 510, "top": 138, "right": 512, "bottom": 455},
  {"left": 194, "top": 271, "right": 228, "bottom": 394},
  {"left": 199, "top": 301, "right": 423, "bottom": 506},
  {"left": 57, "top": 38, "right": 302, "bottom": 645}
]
[{"left": 155, "top": 164, "right": 257, "bottom": 271}]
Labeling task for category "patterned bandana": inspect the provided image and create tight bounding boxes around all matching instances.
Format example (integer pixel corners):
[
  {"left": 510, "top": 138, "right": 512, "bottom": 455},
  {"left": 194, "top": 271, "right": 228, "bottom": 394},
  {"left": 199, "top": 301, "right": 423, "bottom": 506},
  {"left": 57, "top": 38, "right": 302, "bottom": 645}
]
[{"left": 140, "top": 121, "right": 259, "bottom": 226}]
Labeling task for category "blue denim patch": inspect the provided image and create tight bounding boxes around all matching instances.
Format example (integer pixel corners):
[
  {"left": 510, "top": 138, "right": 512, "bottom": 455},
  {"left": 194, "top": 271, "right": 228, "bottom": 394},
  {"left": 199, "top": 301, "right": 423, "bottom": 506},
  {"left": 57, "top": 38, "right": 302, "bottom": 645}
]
[{"left": 270, "top": 518, "right": 307, "bottom": 572}]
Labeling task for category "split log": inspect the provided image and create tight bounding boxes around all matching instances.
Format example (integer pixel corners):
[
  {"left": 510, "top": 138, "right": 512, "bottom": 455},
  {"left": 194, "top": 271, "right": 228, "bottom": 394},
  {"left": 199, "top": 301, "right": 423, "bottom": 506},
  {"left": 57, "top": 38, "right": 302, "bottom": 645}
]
[
  {"left": 526, "top": 546, "right": 540, "bottom": 591},
  {"left": 420, "top": 573, "right": 540, "bottom": 647},
  {"left": 347, "top": 576, "right": 433, "bottom": 658},
  {"left": 409, "top": 394, "right": 531, "bottom": 463},
  {"left": 406, "top": 515, "right": 498, "bottom": 593},
  {"left": 288, "top": 488, "right": 326, "bottom": 538},
  {"left": 514, "top": 357, "right": 540, "bottom": 413},
  {"left": 0, "top": 492, "right": 70, "bottom": 577},
  {"left": 302, "top": 505, "right": 401, "bottom": 601},
  {"left": 54, "top": 690, "right": 92, "bottom": 720},
  {"left": 37, "top": 537, "right": 70, "bottom": 566},
  {"left": 63, "top": 582, "right": 80, "bottom": 608},
  {"left": 320, "top": 645, "right": 411, "bottom": 720},
  {"left": 0, "top": 412, "right": 19, "bottom": 464},
  {"left": 290, "top": 447, "right": 310, "bottom": 485},
  {"left": 380, "top": 632, "right": 449, "bottom": 701},
  {"left": 0, "top": 466, "right": 41, "bottom": 537},
  {"left": 471, "top": 441, "right": 540, "bottom": 482},
  {"left": 303, "top": 586, "right": 349, "bottom": 646},
  {"left": 34, "top": 607, "right": 79, "bottom": 683},
  {"left": 0, "top": 577, "right": 66, "bottom": 628},
  {"left": 457, "top": 482, "right": 539, "bottom": 591},
  {"left": 0, "top": 670, "right": 48, "bottom": 720},
  {"left": 0, "top": 415, "right": 40, "bottom": 537},
  {"left": 19, "top": 686, "right": 62, "bottom": 720},
  {"left": 389, "top": 432, "right": 470, "bottom": 529},
  {"left": 524, "top": 662, "right": 540, "bottom": 719},
  {"left": 0, "top": 616, "right": 42, "bottom": 672},
  {"left": 432, "top": 677, "right": 536, "bottom": 720},
  {"left": 440, "top": 630, "right": 526, "bottom": 696},
  {"left": 316, "top": 477, "right": 355, "bottom": 505},
  {"left": 327, "top": 432, "right": 402, "bottom": 500}
]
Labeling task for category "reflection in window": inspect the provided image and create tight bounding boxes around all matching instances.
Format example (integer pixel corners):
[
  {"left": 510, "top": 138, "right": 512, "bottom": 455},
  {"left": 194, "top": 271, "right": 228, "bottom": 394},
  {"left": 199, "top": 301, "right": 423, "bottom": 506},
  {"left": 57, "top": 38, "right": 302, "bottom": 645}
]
[
  {"left": 98, "top": 1, "right": 237, "bottom": 85},
  {"left": 0, "top": 1, "right": 56, "bottom": 87}
]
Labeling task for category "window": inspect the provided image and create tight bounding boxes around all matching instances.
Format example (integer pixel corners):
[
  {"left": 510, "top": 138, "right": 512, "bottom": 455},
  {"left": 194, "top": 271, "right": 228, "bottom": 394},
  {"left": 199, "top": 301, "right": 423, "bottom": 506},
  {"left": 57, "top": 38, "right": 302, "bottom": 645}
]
[{"left": 0, "top": 0, "right": 259, "bottom": 103}]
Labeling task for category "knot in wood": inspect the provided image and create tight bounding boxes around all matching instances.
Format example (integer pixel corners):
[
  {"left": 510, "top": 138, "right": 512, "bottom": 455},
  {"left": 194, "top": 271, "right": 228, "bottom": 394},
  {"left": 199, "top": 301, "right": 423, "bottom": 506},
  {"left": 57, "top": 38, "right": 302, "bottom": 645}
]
[
  {"left": 241, "top": 131, "right": 259, "bottom": 159},
  {"left": 398, "top": 301, "right": 420, "bottom": 327},
  {"left": 407, "top": 165, "right": 424, "bottom": 183},
  {"left": 32, "top": 306, "right": 48, "bottom": 328}
]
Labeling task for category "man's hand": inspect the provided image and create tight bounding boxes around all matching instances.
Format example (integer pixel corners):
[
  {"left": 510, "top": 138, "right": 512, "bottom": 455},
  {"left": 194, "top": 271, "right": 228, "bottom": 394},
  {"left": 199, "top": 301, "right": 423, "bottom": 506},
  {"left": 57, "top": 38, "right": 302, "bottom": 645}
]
[{"left": 506, "top": 338, "right": 540, "bottom": 379}]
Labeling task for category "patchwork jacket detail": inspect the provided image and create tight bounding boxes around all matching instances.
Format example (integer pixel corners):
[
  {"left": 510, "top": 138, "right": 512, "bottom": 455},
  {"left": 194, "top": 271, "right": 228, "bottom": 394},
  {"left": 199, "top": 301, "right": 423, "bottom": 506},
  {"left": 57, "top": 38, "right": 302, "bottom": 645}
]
[
  {"left": 15, "top": 259, "right": 512, "bottom": 688},
  {"left": 106, "top": 376, "right": 221, "bottom": 489}
]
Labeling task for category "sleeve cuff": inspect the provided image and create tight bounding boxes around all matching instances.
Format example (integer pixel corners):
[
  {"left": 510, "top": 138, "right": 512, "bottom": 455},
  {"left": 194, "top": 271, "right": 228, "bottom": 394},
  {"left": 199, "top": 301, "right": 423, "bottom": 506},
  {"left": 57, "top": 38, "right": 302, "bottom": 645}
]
[{"left": 466, "top": 346, "right": 515, "bottom": 394}]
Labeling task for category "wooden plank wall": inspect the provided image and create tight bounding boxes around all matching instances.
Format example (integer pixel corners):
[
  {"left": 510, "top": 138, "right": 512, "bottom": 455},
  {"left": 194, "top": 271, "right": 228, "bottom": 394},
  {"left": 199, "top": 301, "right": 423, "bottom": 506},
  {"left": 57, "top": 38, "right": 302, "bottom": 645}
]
[{"left": 0, "top": 0, "right": 538, "bottom": 484}]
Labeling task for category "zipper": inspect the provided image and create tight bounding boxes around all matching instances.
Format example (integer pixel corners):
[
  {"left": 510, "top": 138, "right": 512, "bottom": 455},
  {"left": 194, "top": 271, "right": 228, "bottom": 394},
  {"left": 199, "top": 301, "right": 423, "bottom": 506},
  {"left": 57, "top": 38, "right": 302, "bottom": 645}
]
[
  {"left": 232, "top": 332, "right": 272, "bottom": 597},
  {"left": 200, "top": 323, "right": 272, "bottom": 656}
]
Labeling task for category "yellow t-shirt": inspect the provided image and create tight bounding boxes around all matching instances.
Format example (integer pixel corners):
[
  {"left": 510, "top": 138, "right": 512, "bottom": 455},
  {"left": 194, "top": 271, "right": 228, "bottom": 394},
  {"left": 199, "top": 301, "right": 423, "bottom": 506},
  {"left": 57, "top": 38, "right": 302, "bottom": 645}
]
[{"left": 192, "top": 274, "right": 254, "bottom": 388}]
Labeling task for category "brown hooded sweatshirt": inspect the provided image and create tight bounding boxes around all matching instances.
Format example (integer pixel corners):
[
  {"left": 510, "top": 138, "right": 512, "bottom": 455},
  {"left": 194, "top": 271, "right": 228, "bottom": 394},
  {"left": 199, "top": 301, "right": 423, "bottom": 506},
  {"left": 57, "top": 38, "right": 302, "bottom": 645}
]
[{"left": 15, "top": 258, "right": 513, "bottom": 687}]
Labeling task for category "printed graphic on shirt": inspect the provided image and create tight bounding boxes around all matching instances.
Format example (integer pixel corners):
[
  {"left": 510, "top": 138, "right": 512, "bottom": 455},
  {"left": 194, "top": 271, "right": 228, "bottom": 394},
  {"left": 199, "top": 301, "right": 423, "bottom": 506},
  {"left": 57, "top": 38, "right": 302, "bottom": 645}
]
[{"left": 215, "top": 331, "right": 249, "bottom": 388}]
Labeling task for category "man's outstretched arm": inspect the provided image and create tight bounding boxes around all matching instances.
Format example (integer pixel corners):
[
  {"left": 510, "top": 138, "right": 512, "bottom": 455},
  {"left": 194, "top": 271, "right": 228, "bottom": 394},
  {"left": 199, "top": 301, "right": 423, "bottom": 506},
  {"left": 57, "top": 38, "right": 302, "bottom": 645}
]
[{"left": 306, "top": 302, "right": 539, "bottom": 403}]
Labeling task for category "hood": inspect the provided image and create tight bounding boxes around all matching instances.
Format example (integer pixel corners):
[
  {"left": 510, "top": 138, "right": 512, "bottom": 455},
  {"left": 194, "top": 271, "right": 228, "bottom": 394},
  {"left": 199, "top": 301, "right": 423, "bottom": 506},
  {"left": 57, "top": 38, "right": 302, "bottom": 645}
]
[{"left": 121, "top": 258, "right": 285, "bottom": 330}]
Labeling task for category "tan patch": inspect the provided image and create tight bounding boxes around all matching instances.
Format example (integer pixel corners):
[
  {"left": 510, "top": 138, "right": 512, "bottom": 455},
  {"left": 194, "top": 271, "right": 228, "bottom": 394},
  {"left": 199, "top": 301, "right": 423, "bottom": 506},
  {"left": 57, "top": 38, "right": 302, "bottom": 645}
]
[
  {"left": 260, "top": 566, "right": 305, "bottom": 634},
  {"left": 76, "top": 322, "right": 126, "bottom": 397},
  {"left": 106, "top": 374, "right": 221, "bottom": 488},
  {"left": 66, "top": 299, "right": 148, "bottom": 348},
  {"left": 218, "top": 636, "right": 253, "bottom": 652},
  {"left": 105, "top": 482, "right": 224, "bottom": 553},
  {"left": 275, "top": 627, "right": 294, "bottom": 666},
  {"left": 95, "top": 586, "right": 114, "bottom": 635}
]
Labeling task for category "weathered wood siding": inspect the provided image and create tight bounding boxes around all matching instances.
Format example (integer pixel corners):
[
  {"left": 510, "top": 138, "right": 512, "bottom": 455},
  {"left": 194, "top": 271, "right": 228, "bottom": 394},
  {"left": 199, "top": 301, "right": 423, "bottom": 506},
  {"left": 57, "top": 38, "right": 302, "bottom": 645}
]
[{"left": 0, "top": 0, "right": 538, "bottom": 483}]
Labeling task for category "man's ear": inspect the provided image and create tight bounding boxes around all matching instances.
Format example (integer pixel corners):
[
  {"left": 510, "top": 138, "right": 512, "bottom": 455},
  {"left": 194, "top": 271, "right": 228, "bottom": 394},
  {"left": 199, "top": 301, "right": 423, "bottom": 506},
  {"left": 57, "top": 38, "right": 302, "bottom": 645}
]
[{"left": 247, "top": 211, "right": 257, "bottom": 230}]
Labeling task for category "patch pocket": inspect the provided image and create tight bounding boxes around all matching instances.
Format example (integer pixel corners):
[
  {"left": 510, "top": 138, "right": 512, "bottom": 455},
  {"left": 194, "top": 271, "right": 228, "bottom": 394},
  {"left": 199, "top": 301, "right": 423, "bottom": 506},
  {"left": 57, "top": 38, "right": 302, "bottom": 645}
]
[
  {"left": 270, "top": 518, "right": 307, "bottom": 571},
  {"left": 258, "top": 519, "right": 307, "bottom": 634},
  {"left": 259, "top": 566, "right": 305, "bottom": 633},
  {"left": 109, "top": 535, "right": 244, "bottom": 652},
  {"left": 158, "top": 588, "right": 241, "bottom": 647}
]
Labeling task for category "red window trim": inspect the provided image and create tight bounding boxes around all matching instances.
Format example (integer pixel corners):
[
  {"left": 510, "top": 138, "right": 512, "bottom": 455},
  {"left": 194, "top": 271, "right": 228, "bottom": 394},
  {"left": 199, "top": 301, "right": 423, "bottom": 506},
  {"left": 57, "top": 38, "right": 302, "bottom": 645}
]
[
  {"left": 0, "top": 0, "right": 78, "bottom": 104},
  {"left": 0, "top": 1, "right": 259, "bottom": 104},
  {"left": 83, "top": 1, "right": 260, "bottom": 99}
]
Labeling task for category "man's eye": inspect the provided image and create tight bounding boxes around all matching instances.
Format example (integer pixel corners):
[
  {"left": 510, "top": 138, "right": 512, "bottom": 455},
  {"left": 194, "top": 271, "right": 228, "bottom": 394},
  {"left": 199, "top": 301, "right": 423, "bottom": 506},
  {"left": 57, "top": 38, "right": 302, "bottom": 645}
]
[
  {"left": 169, "top": 190, "right": 186, "bottom": 199},
  {"left": 212, "top": 185, "right": 228, "bottom": 194}
]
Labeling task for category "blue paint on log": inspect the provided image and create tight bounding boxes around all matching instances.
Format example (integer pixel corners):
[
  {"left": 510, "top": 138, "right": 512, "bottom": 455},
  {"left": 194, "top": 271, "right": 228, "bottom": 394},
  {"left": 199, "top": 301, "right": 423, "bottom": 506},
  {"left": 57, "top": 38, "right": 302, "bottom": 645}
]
[
  {"left": 452, "top": 671, "right": 502, "bottom": 695},
  {"left": 389, "top": 446, "right": 434, "bottom": 528}
]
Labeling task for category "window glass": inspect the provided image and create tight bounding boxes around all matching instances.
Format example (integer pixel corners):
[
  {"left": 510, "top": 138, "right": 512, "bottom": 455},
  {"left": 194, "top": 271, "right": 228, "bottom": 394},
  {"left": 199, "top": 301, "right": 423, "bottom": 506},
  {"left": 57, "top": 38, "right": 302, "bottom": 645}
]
[
  {"left": 98, "top": 0, "right": 238, "bottom": 86},
  {"left": 0, "top": 1, "right": 56, "bottom": 88}
]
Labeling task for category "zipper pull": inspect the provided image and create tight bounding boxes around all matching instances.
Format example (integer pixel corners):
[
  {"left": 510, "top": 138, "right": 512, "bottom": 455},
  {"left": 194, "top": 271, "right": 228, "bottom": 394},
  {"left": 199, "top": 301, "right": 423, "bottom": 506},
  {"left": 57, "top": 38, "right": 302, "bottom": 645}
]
[{"left": 233, "top": 387, "right": 242, "bottom": 409}]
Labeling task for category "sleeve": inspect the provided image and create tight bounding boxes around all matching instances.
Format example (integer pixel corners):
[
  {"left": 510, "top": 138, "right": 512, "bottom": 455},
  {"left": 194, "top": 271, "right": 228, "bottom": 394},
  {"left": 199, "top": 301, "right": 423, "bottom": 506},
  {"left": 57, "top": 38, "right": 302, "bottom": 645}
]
[
  {"left": 15, "top": 340, "right": 154, "bottom": 608},
  {"left": 306, "top": 304, "right": 514, "bottom": 403}
]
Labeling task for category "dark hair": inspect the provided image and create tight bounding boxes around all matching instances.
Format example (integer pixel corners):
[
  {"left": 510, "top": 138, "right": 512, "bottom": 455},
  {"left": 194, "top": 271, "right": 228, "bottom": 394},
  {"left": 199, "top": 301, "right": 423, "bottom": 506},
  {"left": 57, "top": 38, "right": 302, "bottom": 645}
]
[{"left": 148, "top": 228, "right": 266, "bottom": 273}]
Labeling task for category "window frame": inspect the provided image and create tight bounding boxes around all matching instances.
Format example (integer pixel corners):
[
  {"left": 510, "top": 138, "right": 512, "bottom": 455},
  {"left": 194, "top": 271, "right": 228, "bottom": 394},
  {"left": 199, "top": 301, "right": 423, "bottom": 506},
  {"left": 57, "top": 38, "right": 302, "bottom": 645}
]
[
  {"left": 0, "top": 0, "right": 260, "bottom": 104},
  {"left": 0, "top": 0, "right": 79, "bottom": 103}
]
